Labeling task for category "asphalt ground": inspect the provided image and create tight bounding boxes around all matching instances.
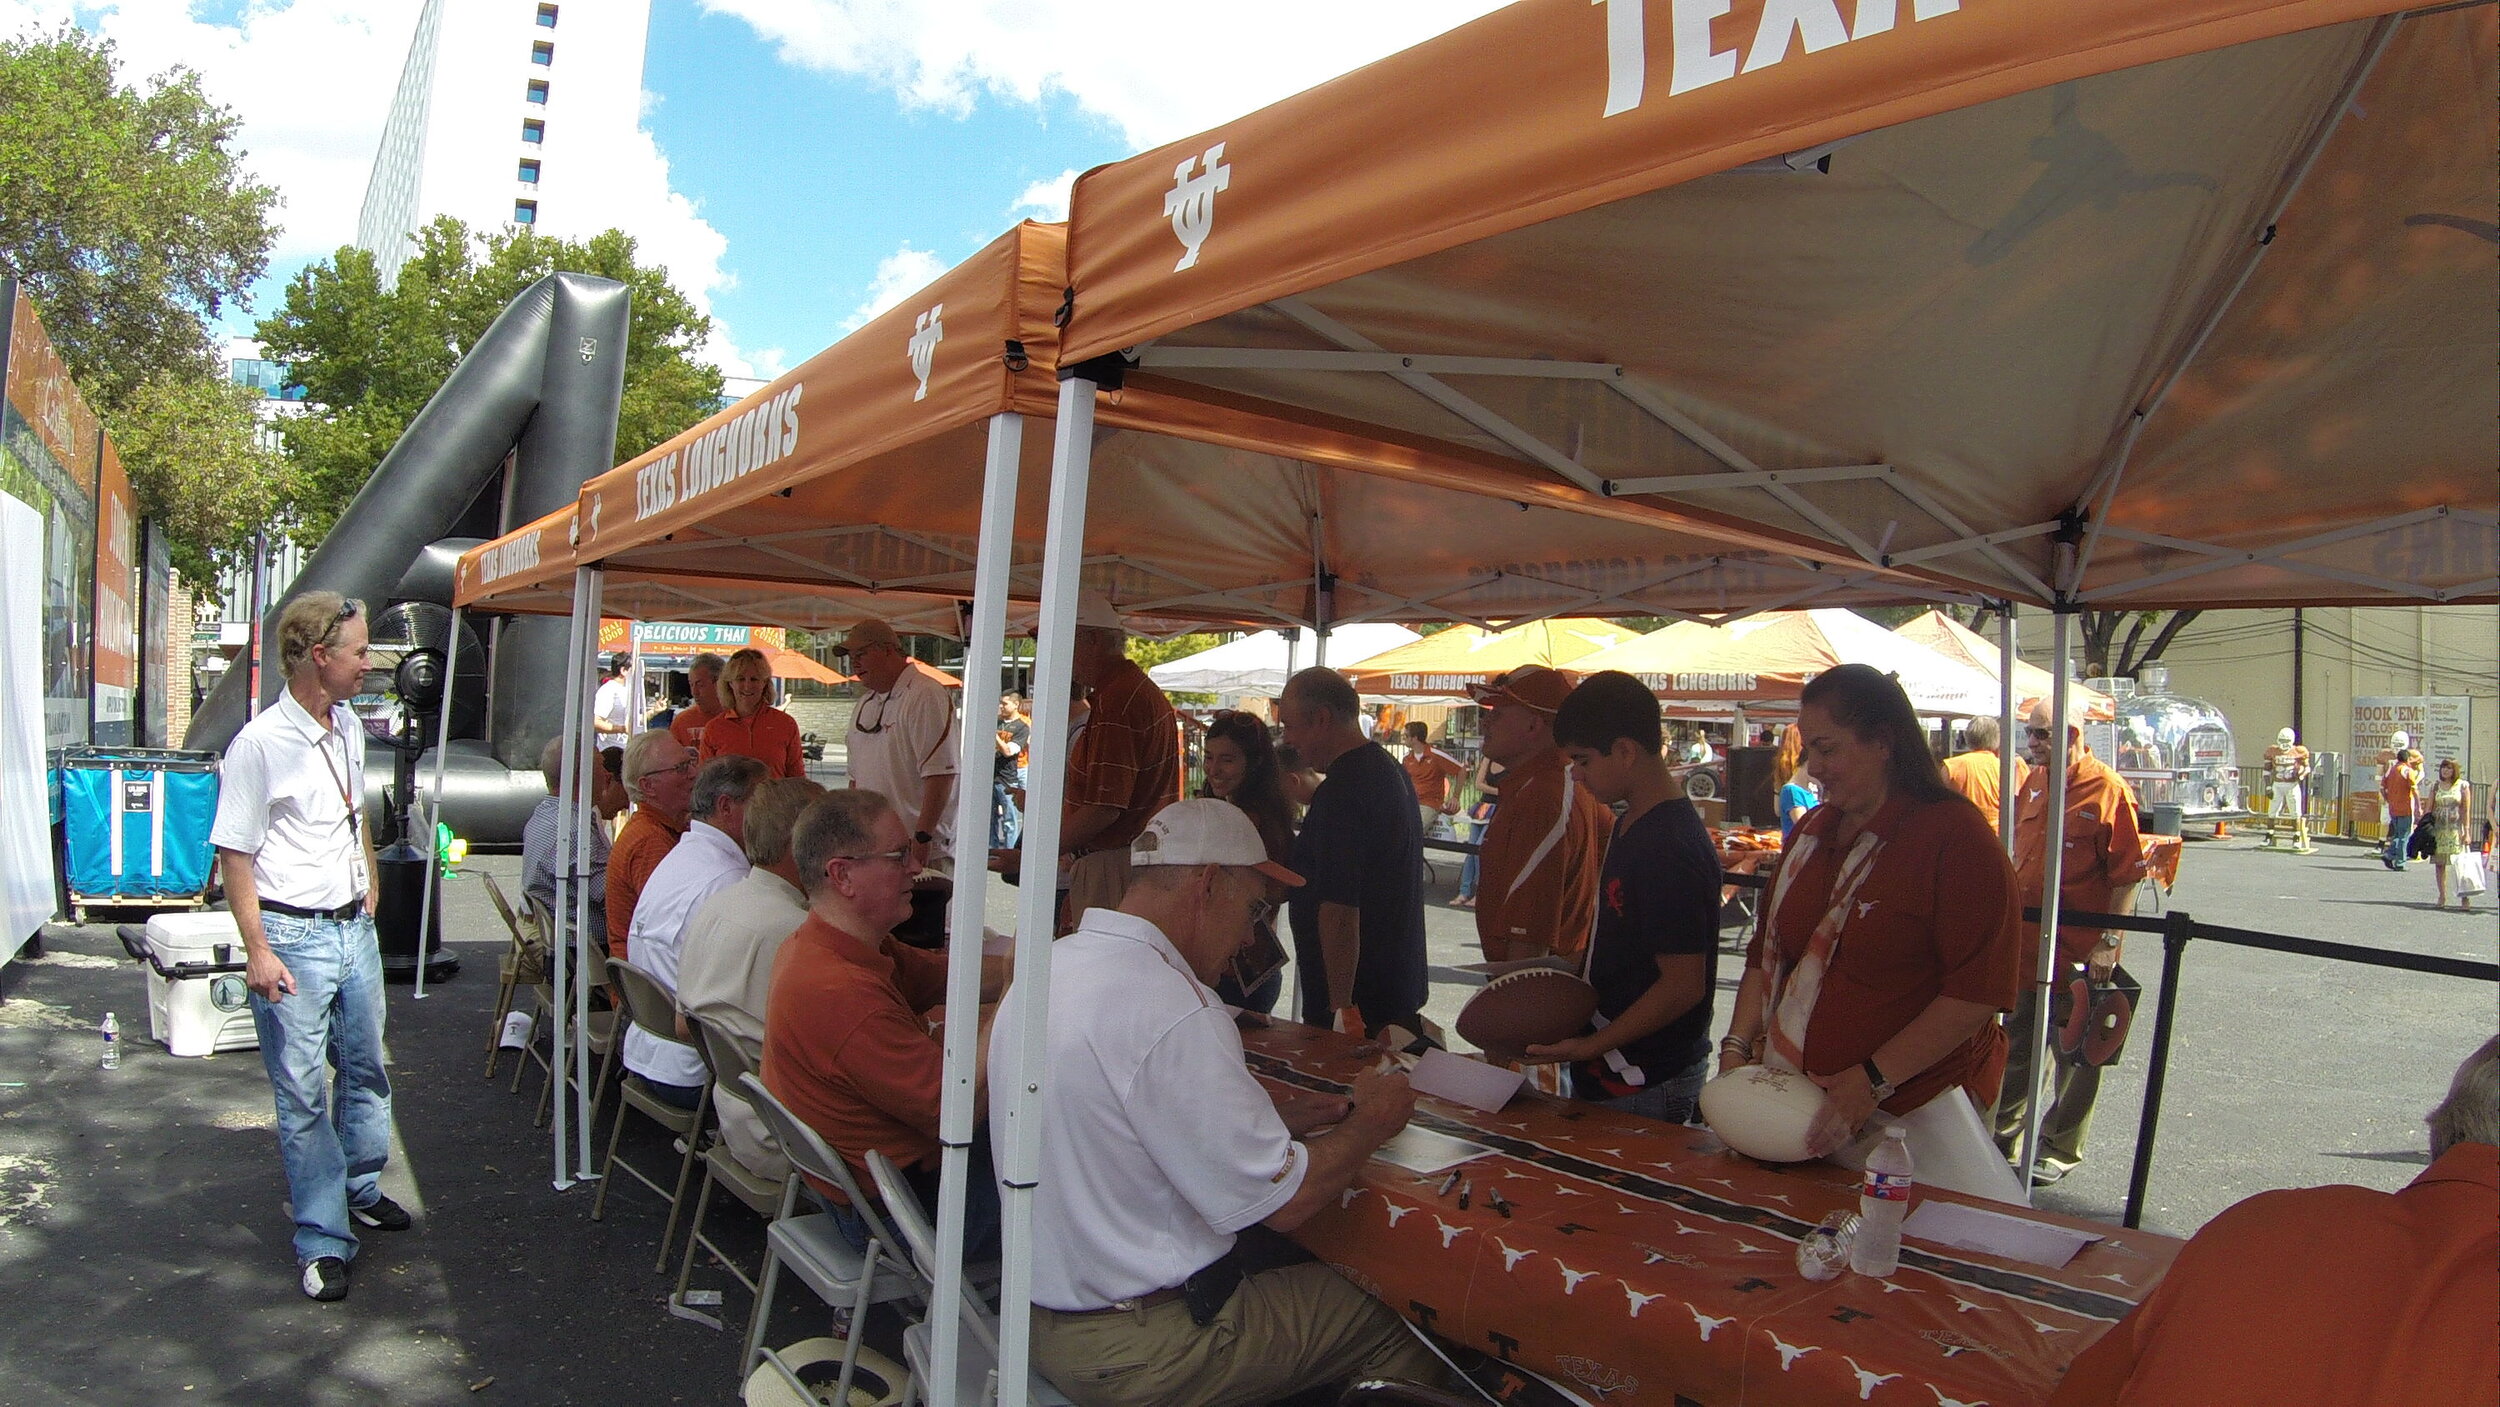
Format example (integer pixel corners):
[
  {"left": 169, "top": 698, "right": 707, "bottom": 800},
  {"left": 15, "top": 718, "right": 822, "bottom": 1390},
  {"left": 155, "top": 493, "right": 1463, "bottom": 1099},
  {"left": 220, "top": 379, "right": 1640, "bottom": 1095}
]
[{"left": 2, "top": 823, "right": 2491, "bottom": 1405}]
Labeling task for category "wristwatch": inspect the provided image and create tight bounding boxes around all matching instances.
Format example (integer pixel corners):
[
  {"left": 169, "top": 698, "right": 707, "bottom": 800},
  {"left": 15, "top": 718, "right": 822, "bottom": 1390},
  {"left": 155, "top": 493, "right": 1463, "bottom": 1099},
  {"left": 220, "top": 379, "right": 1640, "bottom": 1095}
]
[{"left": 1861, "top": 1058, "right": 1897, "bottom": 1101}]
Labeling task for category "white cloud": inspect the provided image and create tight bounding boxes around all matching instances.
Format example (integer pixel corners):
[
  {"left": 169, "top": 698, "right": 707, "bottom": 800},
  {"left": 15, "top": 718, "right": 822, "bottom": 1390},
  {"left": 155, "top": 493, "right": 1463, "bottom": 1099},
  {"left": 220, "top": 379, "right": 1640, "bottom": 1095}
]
[
  {"left": 840, "top": 244, "right": 950, "bottom": 332},
  {"left": 698, "top": 1, "right": 1507, "bottom": 151},
  {"left": 0, "top": 0, "right": 766, "bottom": 375},
  {"left": 1011, "top": 168, "right": 1078, "bottom": 222}
]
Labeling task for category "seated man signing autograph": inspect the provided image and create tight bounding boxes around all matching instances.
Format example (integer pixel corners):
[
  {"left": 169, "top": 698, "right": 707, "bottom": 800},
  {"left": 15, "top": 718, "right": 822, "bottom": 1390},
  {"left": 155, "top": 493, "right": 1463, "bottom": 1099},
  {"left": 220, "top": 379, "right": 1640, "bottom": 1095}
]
[{"left": 993, "top": 800, "right": 1454, "bottom": 1407}]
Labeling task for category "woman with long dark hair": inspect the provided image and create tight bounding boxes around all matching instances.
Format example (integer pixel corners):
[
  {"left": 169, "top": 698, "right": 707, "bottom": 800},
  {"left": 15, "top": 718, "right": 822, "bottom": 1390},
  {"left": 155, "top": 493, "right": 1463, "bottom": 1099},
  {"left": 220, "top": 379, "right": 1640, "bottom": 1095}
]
[
  {"left": 1202, "top": 711, "right": 1296, "bottom": 1012},
  {"left": 1717, "top": 664, "right": 2021, "bottom": 1190}
]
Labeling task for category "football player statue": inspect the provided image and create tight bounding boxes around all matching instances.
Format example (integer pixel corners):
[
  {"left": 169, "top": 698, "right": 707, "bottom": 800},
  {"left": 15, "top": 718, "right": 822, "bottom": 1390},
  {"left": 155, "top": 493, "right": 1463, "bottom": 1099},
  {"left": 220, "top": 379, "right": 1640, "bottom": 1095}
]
[{"left": 2261, "top": 726, "right": 2313, "bottom": 853}]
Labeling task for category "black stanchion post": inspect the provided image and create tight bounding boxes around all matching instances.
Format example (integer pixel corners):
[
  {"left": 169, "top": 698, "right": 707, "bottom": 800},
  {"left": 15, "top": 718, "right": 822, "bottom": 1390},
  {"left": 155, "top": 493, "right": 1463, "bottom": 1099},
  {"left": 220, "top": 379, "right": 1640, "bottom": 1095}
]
[{"left": 2124, "top": 908, "right": 2197, "bottom": 1230}]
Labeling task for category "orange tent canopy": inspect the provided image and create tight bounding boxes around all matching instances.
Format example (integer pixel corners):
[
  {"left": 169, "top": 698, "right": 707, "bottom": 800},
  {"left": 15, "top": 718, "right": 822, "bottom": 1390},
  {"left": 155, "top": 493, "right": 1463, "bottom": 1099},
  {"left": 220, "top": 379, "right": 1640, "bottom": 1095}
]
[
  {"left": 459, "top": 224, "right": 1959, "bottom": 632},
  {"left": 1057, "top": 1, "right": 2493, "bottom": 610},
  {"left": 760, "top": 645, "right": 848, "bottom": 686},
  {"left": 1893, "top": 609, "right": 2115, "bottom": 722},
  {"left": 1337, "top": 618, "right": 1639, "bottom": 697}
]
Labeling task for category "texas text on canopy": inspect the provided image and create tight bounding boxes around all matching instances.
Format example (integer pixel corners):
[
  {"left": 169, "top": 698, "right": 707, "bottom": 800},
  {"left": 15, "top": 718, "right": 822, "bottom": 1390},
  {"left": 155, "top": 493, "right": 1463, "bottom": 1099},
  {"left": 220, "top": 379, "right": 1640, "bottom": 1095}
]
[
  {"left": 1057, "top": 0, "right": 2498, "bottom": 613},
  {"left": 505, "top": 221, "right": 1970, "bottom": 635}
]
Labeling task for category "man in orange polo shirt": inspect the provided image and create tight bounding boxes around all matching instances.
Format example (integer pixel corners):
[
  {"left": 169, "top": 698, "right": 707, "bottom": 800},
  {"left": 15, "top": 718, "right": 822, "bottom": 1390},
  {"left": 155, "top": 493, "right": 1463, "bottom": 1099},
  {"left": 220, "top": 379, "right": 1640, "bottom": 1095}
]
[
  {"left": 1400, "top": 721, "right": 1468, "bottom": 841},
  {"left": 1997, "top": 701, "right": 2148, "bottom": 1185},
  {"left": 666, "top": 653, "right": 726, "bottom": 752},
  {"left": 1051, "top": 593, "right": 1181, "bottom": 921},
  {"left": 762, "top": 789, "right": 1010, "bottom": 1255},
  {"left": 1468, "top": 665, "right": 1608, "bottom": 962},
  {"left": 2050, "top": 1037, "right": 2499, "bottom": 1407},
  {"left": 1941, "top": 715, "right": 2024, "bottom": 837},
  {"left": 609, "top": 729, "right": 696, "bottom": 962}
]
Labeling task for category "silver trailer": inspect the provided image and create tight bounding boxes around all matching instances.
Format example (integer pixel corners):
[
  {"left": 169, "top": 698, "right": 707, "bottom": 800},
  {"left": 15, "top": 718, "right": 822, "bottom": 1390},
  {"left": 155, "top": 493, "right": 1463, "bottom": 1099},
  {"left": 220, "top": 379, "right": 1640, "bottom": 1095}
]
[{"left": 2108, "top": 664, "right": 2242, "bottom": 818}]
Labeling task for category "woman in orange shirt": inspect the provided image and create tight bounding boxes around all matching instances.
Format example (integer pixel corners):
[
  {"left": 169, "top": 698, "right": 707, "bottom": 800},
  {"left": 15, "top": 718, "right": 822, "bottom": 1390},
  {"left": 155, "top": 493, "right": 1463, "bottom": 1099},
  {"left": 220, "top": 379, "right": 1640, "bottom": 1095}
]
[
  {"left": 695, "top": 647, "right": 805, "bottom": 779},
  {"left": 1720, "top": 664, "right": 2021, "bottom": 1168}
]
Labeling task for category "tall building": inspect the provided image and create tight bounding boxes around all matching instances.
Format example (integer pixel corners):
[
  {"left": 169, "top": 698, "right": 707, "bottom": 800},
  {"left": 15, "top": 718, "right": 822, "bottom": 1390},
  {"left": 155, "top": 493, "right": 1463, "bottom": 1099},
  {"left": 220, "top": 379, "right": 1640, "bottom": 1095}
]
[{"left": 356, "top": 0, "right": 652, "bottom": 288}]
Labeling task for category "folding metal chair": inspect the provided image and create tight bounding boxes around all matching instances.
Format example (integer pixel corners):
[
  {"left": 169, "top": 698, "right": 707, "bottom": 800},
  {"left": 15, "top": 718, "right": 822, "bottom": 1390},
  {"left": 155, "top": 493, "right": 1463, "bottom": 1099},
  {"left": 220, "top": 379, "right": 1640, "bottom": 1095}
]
[
  {"left": 479, "top": 873, "right": 543, "bottom": 1079},
  {"left": 738, "top": 1073, "right": 928, "bottom": 1407},
  {"left": 865, "top": 1149, "right": 1074, "bottom": 1407},
  {"left": 521, "top": 896, "right": 618, "bottom": 1137},
  {"left": 668, "top": 1013, "right": 794, "bottom": 1328},
  {"left": 592, "top": 957, "right": 710, "bottom": 1272}
]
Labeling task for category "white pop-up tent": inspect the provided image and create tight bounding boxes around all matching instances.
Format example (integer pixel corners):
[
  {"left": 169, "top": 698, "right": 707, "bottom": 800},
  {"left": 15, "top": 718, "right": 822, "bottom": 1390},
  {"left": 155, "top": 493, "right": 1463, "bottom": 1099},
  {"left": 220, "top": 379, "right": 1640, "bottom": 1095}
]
[{"left": 1146, "top": 623, "right": 1417, "bottom": 697}]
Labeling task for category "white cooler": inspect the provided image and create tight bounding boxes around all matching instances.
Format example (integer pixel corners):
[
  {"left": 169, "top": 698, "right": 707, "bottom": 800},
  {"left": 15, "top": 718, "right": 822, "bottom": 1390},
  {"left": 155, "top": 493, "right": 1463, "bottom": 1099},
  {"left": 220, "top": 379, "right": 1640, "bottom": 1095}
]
[{"left": 139, "top": 913, "right": 260, "bottom": 1057}]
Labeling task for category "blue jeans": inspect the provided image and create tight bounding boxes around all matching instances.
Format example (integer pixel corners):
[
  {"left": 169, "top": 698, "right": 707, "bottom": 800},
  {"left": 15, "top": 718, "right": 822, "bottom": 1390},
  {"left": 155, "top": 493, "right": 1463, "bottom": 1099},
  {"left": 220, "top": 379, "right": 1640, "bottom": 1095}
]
[
  {"left": 992, "top": 778, "right": 1022, "bottom": 850},
  {"left": 249, "top": 912, "right": 393, "bottom": 1266},
  {"left": 1589, "top": 1059, "right": 1709, "bottom": 1126},
  {"left": 2387, "top": 814, "right": 2415, "bottom": 869}
]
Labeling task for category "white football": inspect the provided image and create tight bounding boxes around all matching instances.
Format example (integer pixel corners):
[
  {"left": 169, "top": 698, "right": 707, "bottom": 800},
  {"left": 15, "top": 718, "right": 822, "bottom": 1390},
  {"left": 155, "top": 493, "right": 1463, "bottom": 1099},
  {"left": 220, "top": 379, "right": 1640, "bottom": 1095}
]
[{"left": 1698, "top": 1064, "right": 1828, "bottom": 1163}]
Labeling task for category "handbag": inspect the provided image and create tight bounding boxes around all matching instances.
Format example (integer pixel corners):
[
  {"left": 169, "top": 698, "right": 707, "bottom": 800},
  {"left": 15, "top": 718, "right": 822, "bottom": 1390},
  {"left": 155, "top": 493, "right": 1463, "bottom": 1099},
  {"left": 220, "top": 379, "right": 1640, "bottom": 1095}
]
[
  {"left": 2408, "top": 822, "right": 2438, "bottom": 860},
  {"left": 2456, "top": 850, "right": 2488, "bottom": 897}
]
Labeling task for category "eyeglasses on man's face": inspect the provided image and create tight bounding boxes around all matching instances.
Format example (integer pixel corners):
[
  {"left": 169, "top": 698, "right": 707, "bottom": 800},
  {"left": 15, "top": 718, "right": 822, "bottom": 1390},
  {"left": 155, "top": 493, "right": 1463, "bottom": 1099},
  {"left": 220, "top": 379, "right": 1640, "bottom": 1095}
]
[{"left": 834, "top": 847, "right": 912, "bottom": 869}]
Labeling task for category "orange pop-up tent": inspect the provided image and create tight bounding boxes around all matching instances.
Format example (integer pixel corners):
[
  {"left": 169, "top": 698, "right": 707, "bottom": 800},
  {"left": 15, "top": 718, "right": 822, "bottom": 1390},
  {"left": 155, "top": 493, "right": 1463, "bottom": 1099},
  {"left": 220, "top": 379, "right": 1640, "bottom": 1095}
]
[
  {"left": 1894, "top": 608, "right": 2115, "bottom": 721},
  {"left": 1336, "top": 618, "right": 1638, "bottom": 697}
]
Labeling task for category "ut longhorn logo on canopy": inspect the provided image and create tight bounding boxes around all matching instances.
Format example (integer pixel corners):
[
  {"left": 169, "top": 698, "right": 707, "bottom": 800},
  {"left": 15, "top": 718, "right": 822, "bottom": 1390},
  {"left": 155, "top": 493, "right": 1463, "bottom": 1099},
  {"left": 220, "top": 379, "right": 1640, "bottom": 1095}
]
[{"left": 1164, "top": 142, "right": 1231, "bottom": 271}]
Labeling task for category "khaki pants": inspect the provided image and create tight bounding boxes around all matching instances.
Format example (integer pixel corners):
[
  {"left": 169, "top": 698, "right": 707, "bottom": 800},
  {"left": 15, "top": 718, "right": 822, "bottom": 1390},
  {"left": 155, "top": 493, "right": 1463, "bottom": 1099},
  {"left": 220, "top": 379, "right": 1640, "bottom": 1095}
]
[
  {"left": 1994, "top": 984, "right": 2101, "bottom": 1174},
  {"left": 1064, "top": 849, "right": 1134, "bottom": 930},
  {"left": 1031, "top": 1262, "right": 1450, "bottom": 1407}
]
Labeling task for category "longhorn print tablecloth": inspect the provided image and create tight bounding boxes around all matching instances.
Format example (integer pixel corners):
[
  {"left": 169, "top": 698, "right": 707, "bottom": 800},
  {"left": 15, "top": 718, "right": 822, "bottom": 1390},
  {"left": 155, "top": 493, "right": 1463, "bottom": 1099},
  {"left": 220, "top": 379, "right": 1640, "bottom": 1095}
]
[{"left": 1246, "top": 1022, "right": 2179, "bottom": 1407}]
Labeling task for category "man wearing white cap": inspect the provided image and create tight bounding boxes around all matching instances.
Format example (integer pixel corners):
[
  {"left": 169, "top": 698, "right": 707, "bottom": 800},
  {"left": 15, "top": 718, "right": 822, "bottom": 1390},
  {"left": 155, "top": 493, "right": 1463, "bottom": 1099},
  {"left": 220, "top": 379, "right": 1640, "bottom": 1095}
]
[
  {"left": 1050, "top": 590, "right": 1180, "bottom": 922},
  {"left": 996, "top": 800, "right": 1450, "bottom": 1407}
]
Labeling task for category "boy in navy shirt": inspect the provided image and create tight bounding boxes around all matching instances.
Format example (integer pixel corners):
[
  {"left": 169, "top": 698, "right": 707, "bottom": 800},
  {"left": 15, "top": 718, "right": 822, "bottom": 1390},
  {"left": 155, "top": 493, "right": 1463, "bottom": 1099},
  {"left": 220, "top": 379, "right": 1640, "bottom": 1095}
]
[{"left": 1524, "top": 671, "right": 1721, "bottom": 1122}]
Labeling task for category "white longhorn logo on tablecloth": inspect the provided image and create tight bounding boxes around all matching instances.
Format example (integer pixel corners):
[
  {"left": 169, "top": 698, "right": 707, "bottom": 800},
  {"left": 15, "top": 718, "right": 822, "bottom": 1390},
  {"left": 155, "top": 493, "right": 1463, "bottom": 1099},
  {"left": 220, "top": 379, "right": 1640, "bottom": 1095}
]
[
  {"left": 1163, "top": 142, "right": 1230, "bottom": 271},
  {"left": 908, "top": 304, "right": 944, "bottom": 401}
]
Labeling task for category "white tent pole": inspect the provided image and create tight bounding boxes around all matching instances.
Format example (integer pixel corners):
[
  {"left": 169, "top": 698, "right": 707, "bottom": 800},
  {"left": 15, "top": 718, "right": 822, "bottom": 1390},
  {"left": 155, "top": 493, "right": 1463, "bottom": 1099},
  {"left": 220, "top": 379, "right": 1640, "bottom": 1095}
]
[
  {"left": 998, "top": 377, "right": 1099, "bottom": 1407},
  {"left": 2017, "top": 606, "right": 2075, "bottom": 1197},
  {"left": 550, "top": 572, "right": 592, "bottom": 1188},
  {"left": 413, "top": 607, "right": 462, "bottom": 1000},
  {"left": 931, "top": 410, "right": 1023, "bottom": 1400},
  {"left": 1998, "top": 603, "right": 2018, "bottom": 859},
  {"left": 572, "top": 569, "right": 605, "bottom": 1173}
]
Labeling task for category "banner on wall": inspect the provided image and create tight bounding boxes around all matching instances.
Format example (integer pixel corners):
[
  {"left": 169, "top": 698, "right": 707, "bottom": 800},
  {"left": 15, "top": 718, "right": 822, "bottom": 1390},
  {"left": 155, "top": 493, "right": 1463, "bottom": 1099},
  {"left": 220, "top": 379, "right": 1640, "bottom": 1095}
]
[
  {"left": 2352, "top": 697, "right": 2473, "bottom": 776},
  {"left": 595, "top": 619, "right": 788, "bottom": 654},
  {"left": 92, "top": 441, "right": 139, "bottom": 742},
  {"left": 0, "top": 281, "right": 103, "bottom": 749}
]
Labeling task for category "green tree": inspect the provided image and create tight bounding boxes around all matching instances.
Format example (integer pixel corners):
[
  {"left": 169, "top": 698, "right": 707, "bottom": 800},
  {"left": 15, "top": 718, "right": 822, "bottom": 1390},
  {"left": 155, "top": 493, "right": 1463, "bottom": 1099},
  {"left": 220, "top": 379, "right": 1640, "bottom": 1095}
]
[
  {"left": 0, "top": 25, "right": 282, "bottom": 583},
  {"left": 257, "top": 217, "right": 724, "bottom": 545},
  {"left": 110, "top": 374, "right": 291, "bottom": 587}
]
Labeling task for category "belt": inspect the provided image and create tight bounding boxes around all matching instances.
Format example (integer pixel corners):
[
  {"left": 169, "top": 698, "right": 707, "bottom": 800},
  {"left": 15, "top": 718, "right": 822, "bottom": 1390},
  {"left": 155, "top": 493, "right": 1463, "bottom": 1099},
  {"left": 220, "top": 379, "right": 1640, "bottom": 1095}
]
[
  {"left": 1050, "top": 1287, "right": 1188, "bottom": 1317},
  {"left": 259, "top": 898, "right": 365, "bottom": 921}
]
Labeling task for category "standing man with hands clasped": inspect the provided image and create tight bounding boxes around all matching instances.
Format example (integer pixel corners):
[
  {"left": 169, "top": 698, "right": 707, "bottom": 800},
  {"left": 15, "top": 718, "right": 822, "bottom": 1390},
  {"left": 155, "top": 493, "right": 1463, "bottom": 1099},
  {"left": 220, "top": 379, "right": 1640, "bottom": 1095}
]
[
  {"left": 211, "top": 593, "right": 409, "bottom": 1303},
  {"left": 1277, "top": 666, "right": 1428, "bottom": 1039}
]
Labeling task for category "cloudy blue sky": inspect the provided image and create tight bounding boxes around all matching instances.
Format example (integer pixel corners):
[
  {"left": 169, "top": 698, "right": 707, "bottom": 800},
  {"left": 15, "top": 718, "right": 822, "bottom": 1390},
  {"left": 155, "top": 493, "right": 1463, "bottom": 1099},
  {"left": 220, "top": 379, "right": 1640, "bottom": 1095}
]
[{"left": 0, "top": 0, "right": 1506, "bottom": 379}]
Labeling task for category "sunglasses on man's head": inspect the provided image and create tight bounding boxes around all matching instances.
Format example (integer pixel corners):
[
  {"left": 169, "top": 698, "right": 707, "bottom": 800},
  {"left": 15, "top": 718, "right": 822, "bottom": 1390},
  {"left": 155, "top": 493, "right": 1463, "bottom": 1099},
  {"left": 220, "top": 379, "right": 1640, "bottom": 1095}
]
[{"left": 319, "top": 599, "right": 361, "bottom": 646}]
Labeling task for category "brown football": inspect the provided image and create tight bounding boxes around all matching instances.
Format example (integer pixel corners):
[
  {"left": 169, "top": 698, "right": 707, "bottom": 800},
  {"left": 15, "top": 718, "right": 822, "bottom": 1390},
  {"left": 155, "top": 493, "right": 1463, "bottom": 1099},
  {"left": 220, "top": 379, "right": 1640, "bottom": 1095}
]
[{"left": 1456, "top": 969, "right": 1600, "bottom": 1059}]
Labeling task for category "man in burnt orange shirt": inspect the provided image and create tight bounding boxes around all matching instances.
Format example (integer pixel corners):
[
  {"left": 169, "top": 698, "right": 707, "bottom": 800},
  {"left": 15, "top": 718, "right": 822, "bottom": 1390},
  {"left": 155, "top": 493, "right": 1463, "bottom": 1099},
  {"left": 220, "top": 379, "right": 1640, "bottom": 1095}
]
[
  {"left": 1467, "top": 666, "right": 1608, "bottom": 962},
  {"left": 609, "top": 729, "right": 695, "bottom": 962},
  {"left": 2050, "top": 1037, "right": 2499, "bottom": 1407},
  {"left": 1997, "top": 701, "right": 2148, "bottom": 1185},
  {"left": 1941, "top": 715, "right": 2024, "bottom": 837},
  {"left": 666, "top": 653, "right": 725, "bottom": 752},
  {"left": 763, "top": 789, "right": 1009, "bottom": 1254},
  {"left": 1400, "top": 721, "right": 1468, "bottom": 839},
  {"left": 1052, "top": 593, "right": 1181, "bottom": 921}
]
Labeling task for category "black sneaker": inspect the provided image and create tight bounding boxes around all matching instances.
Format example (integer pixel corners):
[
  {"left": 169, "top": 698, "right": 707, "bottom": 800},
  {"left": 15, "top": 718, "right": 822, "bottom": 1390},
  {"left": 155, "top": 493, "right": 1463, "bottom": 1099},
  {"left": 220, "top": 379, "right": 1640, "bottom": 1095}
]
[
  {"left": 350, "top": 1195, "right": 412, "bottom": 1231},
  {"left": 301, "top": 1256, "right": 350, "bottom": 1301}
]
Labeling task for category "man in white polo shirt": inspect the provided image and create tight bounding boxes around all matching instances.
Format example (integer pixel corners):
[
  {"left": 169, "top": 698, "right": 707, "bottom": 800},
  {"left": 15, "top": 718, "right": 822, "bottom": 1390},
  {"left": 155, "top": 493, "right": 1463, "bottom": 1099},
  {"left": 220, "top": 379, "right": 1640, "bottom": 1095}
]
[
  {"left": 621, "top": 755, "right": 767, "bottom": 1107},
  {"left": 992, "top": 800, "right": 1451, "bottom": 1407},
  {"left": 834, "top": 620, "right": 959, "bottom": 876},
  {"left": 212, "top": 592, "right": 405, "bottom": 1303}
]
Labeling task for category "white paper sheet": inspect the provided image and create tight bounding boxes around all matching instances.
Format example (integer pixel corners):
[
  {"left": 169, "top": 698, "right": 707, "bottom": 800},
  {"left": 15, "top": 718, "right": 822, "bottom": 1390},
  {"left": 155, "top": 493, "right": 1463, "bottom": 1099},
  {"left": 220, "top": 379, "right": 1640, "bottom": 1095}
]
[
  {"left": 1408, "top": 1049, "right": 1527, "bottom": 1113},
  {"left": 1902, "top": 1200, "right": 2103, "bottom": 1270},
  {"left": 1372, "top": 1125, "right": 1498, "bottom": 1176}
]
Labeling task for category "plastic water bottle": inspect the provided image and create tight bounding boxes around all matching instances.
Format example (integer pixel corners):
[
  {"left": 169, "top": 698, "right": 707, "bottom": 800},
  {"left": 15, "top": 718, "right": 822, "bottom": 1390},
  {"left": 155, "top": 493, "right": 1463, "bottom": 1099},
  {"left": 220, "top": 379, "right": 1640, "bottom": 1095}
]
[
  {"left": 100, "top": 1012, "right": 121, "bottom": 1070},
  {"left": 1850, "top": 1126, "right": 1914, "bottom": 1277}
]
